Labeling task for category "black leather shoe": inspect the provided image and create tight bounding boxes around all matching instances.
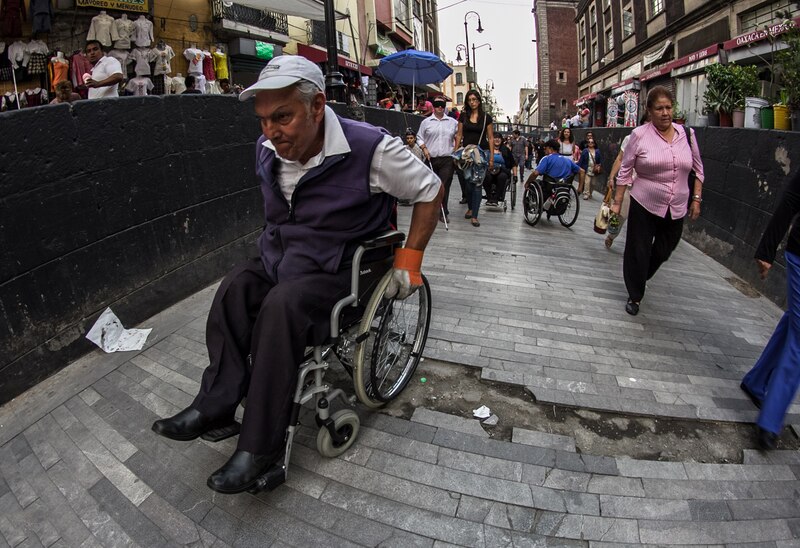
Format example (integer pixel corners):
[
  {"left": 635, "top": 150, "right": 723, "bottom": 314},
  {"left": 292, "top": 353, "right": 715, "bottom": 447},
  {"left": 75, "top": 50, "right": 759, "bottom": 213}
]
[
  {"left": 207, "top": 450, "right": 276, "bottom": 494},
  {"left": 756, "top": 426, "right": 777, "bottom": 450},
  {"left": 152, "top": 408, "right": 238, "bottom": 442},
  {"left": 740, "top": 383, "right": 762, "bottom": 409},
  {"left": 625, "top": 299, "right": 640, "bottom": 316}
]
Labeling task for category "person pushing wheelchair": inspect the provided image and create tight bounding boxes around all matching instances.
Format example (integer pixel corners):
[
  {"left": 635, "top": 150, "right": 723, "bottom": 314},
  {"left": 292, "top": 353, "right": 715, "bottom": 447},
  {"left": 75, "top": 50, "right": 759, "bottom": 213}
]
[{"left": 151, "top": 55, "right": 443, "bottom": 494}]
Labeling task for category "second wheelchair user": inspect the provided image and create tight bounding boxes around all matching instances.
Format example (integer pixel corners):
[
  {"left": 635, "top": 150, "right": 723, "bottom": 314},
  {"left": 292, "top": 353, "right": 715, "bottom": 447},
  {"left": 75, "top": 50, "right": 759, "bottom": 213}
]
[
  {"left": 485, "top": 132, "right": 515, "bottom": 206},
  {"left": 527, "top": 138, "right": 585, "bottom": 201},
  {"left": 151, "top": 55, "right": 444, "bottom": 495}
]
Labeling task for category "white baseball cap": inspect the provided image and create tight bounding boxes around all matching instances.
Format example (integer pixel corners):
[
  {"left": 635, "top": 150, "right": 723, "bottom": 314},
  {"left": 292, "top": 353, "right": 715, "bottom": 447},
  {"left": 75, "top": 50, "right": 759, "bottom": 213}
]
[{"left": 239, "top": 55, "right": 325, "bottom": 101}]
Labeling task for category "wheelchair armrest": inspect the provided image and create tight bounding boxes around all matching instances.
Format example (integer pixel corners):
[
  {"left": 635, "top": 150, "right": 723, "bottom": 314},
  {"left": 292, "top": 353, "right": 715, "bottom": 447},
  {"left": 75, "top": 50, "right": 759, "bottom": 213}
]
[{"left": 358, "top": 230, "right": 406, "bottom": 249}]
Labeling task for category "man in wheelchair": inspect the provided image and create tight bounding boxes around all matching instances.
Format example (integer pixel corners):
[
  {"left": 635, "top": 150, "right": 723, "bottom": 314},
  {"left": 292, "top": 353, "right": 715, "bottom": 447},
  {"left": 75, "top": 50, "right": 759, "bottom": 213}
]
[
  {"left": 151, "top": 55, "right": 443, "bottom": 494},
  {"left": 527, "top": 138, "right": 583, "bottom": 213}
]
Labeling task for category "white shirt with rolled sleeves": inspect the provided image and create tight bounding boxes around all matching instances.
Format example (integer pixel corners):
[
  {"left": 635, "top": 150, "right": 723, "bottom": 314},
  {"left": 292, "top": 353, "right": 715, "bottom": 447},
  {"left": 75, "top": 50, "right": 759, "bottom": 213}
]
[
  {"left": 263, "top": 106, "right": 441, "bottom": 204},
  {"left": 417, "top": 113, "right": 458, "bottom": 157}
]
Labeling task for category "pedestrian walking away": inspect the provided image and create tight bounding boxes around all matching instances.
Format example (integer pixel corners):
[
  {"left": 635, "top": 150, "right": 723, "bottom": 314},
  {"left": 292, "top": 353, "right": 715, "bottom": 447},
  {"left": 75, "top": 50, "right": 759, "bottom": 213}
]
[
  {"left": 611, "top": 86, "right": 704, "bottom": 316},
  {"left": 418, "top": 96, "right": 459, "bottom": 222},
  {"left": 509, "top": 129, "right": 528, "bottom": 184},
  {"left": 741, "top": 167, "right": 800, "bottom": 450},
  {"left": 150, "top": 55, "right": 443, "bottom": 494}
]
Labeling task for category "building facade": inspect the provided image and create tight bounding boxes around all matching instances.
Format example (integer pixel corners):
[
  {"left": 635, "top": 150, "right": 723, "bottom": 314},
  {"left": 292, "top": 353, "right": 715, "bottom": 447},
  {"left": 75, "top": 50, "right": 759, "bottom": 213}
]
[
  {"left": 532, "top": 0, "right": 580, "bottom": 127},
  {"left": 574, "top": 0, "right": 800, "bottom": 127},
  {"left": 442, "top": 63, "right": 470, "bottom": 109}
]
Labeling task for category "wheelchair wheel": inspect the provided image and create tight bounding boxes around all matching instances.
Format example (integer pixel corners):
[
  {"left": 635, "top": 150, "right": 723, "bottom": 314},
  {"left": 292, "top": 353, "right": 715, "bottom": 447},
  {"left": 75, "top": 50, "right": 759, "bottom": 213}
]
[
  {"left": 523, "top": 184, "right": 543, "bottom": 226},
  {"left": 558, "top": 185, "right": 580, "bottom": 228},
  {"left": 353, "top": 271, "right": 431, "bottom": 407},
  {"left": 316, "top": 410, "right": 360, "bottom": 458}
]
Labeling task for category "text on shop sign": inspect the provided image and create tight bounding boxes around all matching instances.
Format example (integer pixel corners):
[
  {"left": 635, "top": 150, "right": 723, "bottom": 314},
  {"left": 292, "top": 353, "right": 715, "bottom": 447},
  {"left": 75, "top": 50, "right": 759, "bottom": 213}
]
[{"left": 77, "top": 0, "right": 149, "bottom": 12}]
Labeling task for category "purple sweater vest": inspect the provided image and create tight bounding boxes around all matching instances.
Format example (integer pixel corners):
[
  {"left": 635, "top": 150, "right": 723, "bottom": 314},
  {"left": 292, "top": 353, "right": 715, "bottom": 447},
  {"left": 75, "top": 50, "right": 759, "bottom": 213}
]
[{"left": 255, "top": 116, "right": 394, "bottom": 283}]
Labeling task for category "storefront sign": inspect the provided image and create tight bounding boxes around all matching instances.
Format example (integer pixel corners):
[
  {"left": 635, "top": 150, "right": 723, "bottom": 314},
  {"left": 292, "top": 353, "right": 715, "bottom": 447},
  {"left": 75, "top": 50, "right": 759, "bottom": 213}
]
[
  {"left": 255, "top": 41, "right": 274, "bottom": 60},
  {"left": 640, "top": 62, "right": 675, "bottom": 82},
  {"left": 723, "top": 16, "right": 800, "bottom": 50},
  {"left": 77, "top": 0, "right": 149, "bottom": 12},
  {"left": 611, "top": 78, "right": 640, "bottom": 94},
  {"left": 672, "top": 56, "right": 716, "bottom": 77},
  {"left": 573, "top": 92, "right": 597, "bottom": 106},
  {"left": 297, "top": 44, "right": 373, "bottom": 76}
]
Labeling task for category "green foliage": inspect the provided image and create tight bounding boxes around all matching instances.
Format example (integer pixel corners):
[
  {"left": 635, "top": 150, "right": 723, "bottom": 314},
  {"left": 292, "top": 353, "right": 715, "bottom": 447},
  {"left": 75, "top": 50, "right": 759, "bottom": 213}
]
[
  {"left": 703, "top": 63, "right": 760, "bottom": 112},
  {"left": 731, "top": 63, "right": 760, "bottom": 108},
  {"left": 776, "top": 18, "right": 800, "bottom": 108}
]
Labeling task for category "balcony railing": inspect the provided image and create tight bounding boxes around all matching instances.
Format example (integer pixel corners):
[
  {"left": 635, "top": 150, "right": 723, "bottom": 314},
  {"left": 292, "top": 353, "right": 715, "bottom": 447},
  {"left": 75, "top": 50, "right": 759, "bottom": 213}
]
[{"left": 211, "top": 0, "right": 289, "bottom": 35}]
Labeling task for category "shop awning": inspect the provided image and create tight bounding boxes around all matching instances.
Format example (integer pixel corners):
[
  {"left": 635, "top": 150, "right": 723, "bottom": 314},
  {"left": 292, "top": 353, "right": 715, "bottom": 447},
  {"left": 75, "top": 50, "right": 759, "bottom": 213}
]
[
  {"left": 573, "top": 92, "right": 597, "bottom": 106},
  {"left": 723, "top": 16, "right": 800, "bottom": 50},
  {"left": 611, "top": 78, "right": 640, "bottom": 94},
  {"left": 297, "top": 44, "right": 373, "bottom": 75},
  {"left": 643, "top": 40, "right": 673, "bottom": 67},
  {"left": 231, "top": 0, "right": 347, "bottom": 21}
]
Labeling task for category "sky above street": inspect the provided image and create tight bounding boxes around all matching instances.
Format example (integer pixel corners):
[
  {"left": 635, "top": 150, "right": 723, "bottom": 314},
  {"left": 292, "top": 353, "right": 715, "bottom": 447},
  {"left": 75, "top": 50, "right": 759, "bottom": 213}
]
[{"left": 437, "top": 0, "right": 538, "bottom": 119}]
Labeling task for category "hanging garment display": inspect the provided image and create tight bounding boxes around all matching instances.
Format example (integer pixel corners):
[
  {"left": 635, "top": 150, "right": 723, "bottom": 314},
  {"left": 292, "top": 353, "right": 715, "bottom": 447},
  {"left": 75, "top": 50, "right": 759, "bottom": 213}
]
[
  {"left": 183, "top": 48, "right": 204, "bottom": 74},
  {"left": 2, "top": 92, "right": 25, "bottom": 110},
  {"left": 70, "top": 50, "right": 92, "bottom": 88},
  {"left": 27, "top": 52, "right": 47, "bottom": 75},
  {"left": 24, "top": 87, "right": 47, "bottom": 106},
  {"left": 7, "top": 40, "right": 26, "bottom": 69},
  {"left": 152, "top": 73, "right": 166, "bottom": 95},
  {"left": 125, "top": 76, "right": 152, "bottom": 96},
  {"left": 25, "top": 39, "right": 48, "bottom": 66},
  {"left": 0, "top": 0, "right": 26, "bottom": 37},
  {"left": 49, "top": 54, "right": 69, "bottom": 91},
  {"left": 87, "top": 11, "right": 115, "bottom": 47},
  {"left": 108, "top": 49, "right": 130, "bottom": 74},
  {"left": 205, "top": 79, "right": 221, "bottom": 94},
  {"left": 29, "top": 0, "right": 53, "bottom": 33},
  {"left": 168, "top": 73, "right": 186, "bottom": 94},
  {"left": 212, "top": 50, "right": 228, "bottom": 80},
  {"left": 112, "top": 15, "right": 135, "bottom": 49},
  {"left": 130, "top": 47, "right": 155, "bottom": 76},
  {"left": 132, "top": 15, "right": 153, "bottom": 47},
  {"left": 153, "top": 44, "right": 174, "bottom": 75},
  {"left": 202, "top": 50, "right": 215, "bottom": 81}
]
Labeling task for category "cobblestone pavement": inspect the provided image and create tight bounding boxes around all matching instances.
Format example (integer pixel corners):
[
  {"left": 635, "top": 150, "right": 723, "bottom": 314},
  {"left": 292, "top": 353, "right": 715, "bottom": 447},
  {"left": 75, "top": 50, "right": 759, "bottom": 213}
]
[{"left": 1, "top": 189, "right": 799, "bottom": 547}]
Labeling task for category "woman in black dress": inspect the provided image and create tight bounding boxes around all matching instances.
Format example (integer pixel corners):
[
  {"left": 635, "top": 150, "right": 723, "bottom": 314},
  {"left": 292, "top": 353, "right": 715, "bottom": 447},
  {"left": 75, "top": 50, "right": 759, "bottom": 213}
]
[{"left": 453, "top": 89, "right": 495, "bottom": 227}]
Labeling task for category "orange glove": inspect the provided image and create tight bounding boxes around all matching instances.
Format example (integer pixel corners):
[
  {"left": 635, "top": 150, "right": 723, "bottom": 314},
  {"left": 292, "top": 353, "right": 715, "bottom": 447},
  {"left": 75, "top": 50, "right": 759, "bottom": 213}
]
[{"left": 385, "top": 248, "right": 423, "bottom": 300}]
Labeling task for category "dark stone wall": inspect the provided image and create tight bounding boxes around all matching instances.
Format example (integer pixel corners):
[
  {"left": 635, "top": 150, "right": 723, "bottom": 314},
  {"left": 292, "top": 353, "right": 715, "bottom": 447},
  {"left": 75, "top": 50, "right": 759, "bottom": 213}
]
[
  {"left": 573, "top": 126, "right": 800, "bottom": 309},
  {"left": 0, "top": 96, "right": 417, "bottom": 404}
]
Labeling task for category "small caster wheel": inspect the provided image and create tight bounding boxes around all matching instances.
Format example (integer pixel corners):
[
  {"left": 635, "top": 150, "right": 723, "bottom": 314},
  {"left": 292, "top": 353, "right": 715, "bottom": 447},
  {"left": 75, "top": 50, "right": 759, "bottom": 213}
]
[{"left": 316, "top": 410, "right": 360, "bottom": 457}]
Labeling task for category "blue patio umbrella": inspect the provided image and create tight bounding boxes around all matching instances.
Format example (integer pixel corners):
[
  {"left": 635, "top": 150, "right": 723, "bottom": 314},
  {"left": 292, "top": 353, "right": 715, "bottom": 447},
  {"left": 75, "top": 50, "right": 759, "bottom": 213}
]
[{"left": 376, "top": 49, "right": 453, "bottom": 102}]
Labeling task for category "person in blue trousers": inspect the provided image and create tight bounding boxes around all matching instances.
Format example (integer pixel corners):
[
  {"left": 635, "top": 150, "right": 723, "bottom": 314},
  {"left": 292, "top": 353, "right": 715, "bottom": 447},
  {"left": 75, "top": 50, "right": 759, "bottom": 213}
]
[{"left": 741, "top": 168, "right": 800, "bottom": 450}]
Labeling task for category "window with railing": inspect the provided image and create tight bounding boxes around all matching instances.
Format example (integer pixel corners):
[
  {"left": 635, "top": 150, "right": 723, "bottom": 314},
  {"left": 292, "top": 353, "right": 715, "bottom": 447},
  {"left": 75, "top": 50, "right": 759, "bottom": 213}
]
[
  {"left": 309, "top": 21, "right": 350, "bottom": 56},
  {"left": 211, "top": 0, "right": 288, "bottom": 34},
  {"left": 740, "top": 0, "right": 800, "bottom": 33}
]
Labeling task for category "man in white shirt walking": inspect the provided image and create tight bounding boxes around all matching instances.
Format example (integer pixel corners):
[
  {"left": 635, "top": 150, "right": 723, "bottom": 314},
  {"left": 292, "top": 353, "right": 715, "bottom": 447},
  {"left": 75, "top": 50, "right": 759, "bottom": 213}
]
[
  {"left": 84, "top": 40, "right": 123, "bottom": 99},
  {"left": 417, "top": 96, "right": 459, "bottom": 222}
]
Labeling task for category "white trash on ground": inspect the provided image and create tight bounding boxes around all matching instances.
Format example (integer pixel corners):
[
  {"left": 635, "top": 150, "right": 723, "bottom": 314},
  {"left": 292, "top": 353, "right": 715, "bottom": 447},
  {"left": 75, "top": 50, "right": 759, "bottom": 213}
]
[
  {"left": 86, "top": 307, "right": 152, "bottom": 352},
  {"left": 472, "top": 405, "right": 491, "bottom": 419}
]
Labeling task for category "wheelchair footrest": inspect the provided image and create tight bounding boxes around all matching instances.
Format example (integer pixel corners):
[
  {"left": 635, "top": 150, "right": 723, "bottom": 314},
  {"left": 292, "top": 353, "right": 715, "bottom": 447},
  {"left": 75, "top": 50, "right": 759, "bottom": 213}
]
[
  {"left": 248, "top": 464, "right": 286, "bottom": 493},
  {"left": 200, "top": 421, "right": 241, "bottom": 442}
]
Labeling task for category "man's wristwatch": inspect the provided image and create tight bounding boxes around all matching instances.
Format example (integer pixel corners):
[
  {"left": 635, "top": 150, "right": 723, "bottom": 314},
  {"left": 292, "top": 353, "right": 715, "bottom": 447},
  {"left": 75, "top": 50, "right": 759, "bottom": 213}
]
[{"left": 692, "top": 195, "right": 703, "bottom": 203}]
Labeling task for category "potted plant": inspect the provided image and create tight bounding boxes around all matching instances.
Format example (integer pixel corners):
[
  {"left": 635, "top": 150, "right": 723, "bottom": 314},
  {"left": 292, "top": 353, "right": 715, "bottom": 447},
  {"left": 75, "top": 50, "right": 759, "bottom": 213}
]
[
  {"left": 774, "top": 89, "right": 791, "bottom": 130},
  {"left": 704, "top": 63, "right": 734, "bottom": 126},
  {"left": 730, "top": 63, "right": 760, "bottom": 127},
  {"left": 672, "top": 100, "right": 686, "bottom": 124},
  {"left": 776, "top": 15, "right": 800, "bottom": 130}
]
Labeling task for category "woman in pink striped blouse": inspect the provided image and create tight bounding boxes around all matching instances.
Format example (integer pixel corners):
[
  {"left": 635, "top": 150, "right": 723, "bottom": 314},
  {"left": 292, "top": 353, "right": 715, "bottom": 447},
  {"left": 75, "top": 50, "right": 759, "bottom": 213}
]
[{"left": 610, "top": 86, "right": 705, "bottom": 315}]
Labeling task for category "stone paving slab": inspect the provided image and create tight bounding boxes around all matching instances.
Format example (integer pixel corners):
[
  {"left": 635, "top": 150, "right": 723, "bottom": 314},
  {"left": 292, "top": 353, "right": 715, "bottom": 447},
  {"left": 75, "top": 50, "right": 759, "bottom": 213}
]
[{"left": 2, "top": 194, "right": 800, "bottom": 546}]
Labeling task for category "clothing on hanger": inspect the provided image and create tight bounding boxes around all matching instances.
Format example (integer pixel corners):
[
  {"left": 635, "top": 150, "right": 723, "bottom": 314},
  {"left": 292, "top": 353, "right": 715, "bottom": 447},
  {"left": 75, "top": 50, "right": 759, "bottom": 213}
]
[
  {"left": 202, "top": 50, "right": 215, "bottom": 81},
  {"left": 87, "top": 12, "right": 115, "bottom": 47},
  {"left": 108, "top": 49, "right": 130, "bottom": 74},
  {"left": 183, "top": 47, "right": 204, "bottom": 74},
  {"left": 7, "top": 40, "right": 26, "bottom": 69},
  {"left": 152, "top": 73, "right": 166, "bottom": 95},
  {"left": 24, "top": 87, "right": 47, "bottom": 107},
  {"left": 153, "top": 44, "right": 174, "bottom": 75},
  {"left": 27, "top": 52, "right": 47, "bottom": 74},
  {"left": 132, "top": 16, "right": 153, "bottom": 47},
  {"left": 70, "top": 50, "right": 93, "bottom": 89},
  {"left": 131, "top": 47, "right": 155, "bottom": 76},
  {"left": 125, "top": 75, "right": 153, "bottom": 96},
  {"left": 112, "top": 15, "right": 135, "bottom": 49},
  {"left": 1, "top": 0, "right": 26, "bottom": 37},
  {"left": 212, "top": 50, "right": 229, "bottom": 80},
  {"left": 29, "top": 0, "right": 53, "bottom": 33}
]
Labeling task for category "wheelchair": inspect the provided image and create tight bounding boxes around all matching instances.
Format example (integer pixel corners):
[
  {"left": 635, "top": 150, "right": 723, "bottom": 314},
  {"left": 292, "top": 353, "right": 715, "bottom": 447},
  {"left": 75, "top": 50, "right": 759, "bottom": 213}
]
[
  {"left": 522, "top": 173, "right": 580, "bottom": 227},
  {"left": 250, "top": 230, "right": 432, "bottom": 492},
  {"left": 483, "top": 167, "right": 516, "bottom": 212}
]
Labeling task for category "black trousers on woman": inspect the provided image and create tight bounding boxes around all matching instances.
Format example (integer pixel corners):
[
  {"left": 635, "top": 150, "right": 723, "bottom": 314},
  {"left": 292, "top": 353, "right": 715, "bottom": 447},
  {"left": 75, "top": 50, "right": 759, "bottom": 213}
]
[
  {"left": 191, "top": 258, "right": 352, "bottom": 458},
  {"left": 623, "top": 198, "right": 684, "bottom": 303}
]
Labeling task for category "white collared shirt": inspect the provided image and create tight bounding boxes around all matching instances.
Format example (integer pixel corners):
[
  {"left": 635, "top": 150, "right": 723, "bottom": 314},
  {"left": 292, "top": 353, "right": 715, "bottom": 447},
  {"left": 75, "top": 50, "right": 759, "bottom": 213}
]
[
  {"left": 263, "top": 106, "right": 441, "bottom": 203},
  {"left": 417, "top": 113, "right": 459, "bottom": 157}
]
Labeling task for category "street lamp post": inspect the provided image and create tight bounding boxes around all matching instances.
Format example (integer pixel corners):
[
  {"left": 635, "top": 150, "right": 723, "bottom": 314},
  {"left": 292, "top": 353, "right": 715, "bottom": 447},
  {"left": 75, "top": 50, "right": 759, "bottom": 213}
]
[
  {"left": 463, "top": 10, "right": 483, "bottom": 88},
  {"left": 471, "top": 42, "right": 491, "bottom": 74},
  {"left": 323, "top": 0, "right": 345, "bottom": 102}
]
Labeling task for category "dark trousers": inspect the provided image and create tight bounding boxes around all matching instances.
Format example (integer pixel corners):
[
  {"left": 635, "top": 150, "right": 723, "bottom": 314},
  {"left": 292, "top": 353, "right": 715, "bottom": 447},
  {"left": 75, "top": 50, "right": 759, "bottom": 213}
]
[
  {"left": 486, "top": 169, "right": 509, "bottom": 202},
  {"left": 430, "top": 156, "right": 455, "bottom": 215},
  {"left": 192, "top": 258, "right": 352, "bottom": 456},
  {"left": 623, "top": 198, "right": 684, "bottom": 302}
]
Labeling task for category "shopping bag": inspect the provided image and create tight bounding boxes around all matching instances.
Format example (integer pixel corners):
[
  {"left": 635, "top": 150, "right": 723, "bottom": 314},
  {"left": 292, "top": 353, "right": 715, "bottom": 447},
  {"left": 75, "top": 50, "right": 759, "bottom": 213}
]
[{"left": 593, "top": 187, "right": 613, "bottom": 234}]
